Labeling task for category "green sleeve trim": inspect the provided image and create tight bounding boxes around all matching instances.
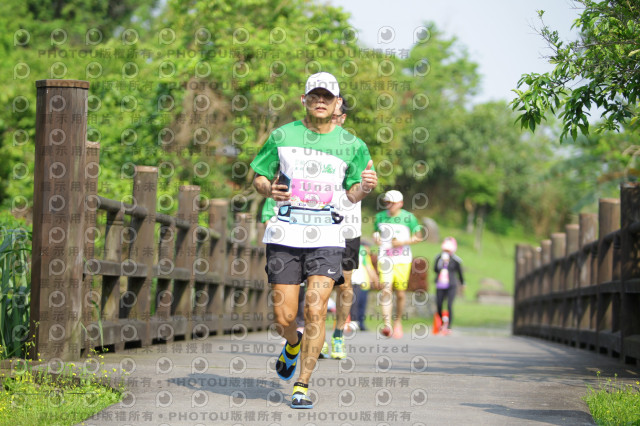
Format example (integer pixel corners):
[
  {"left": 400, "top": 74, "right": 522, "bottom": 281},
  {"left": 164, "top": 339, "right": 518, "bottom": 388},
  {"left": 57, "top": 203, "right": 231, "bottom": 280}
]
[
  {"left": 250, "top": 136, "right": 279, "bottom": 180},
  {"left": 408, "top": 212, "right": 422, "bottom": 236},
  {"left": 343, "top": 140, "right": 372, "bottom": 190}
]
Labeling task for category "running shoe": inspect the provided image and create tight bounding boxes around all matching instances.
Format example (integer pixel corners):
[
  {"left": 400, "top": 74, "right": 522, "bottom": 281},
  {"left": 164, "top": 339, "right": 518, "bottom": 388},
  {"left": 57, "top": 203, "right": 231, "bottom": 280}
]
[
  {"left": 330, "top": 336, "right": 346, "bottom": 359},
  {"left": 318, "top": 341, "right": 329, "bottom": 359},
  {"left": 393, "top": 324, "right": 404, "bottom": 339},
  {"left": 291, "top": 382, "right": 313, "bottom": 409},
  {"left": 275, "top": 331, "right": 302, "bottom": 381},
  {"left": 380, "top": 325, "right": 392, "bottom": 337}
]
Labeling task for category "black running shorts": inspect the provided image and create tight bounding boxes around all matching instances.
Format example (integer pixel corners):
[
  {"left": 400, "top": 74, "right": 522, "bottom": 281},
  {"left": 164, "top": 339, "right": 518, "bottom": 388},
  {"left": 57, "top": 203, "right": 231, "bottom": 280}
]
[
  {"left": 341, "top": 237, "right": 361, "bottom": 272},
  {"left": 265, "top": 244, "right": 345, "bottom": 285}
]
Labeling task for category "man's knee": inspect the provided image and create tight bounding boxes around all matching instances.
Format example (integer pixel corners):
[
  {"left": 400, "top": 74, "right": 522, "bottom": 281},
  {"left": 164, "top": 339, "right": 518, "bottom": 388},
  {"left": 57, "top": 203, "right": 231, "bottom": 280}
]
[
  {"left": 273, "top": 309, "right": 296, "bottom": 327},
  {"left": 305, "top": 301, "right": 327, "bottom": 322},
  {"left": 337, "top": 283, "right": 353, "bottom": 295}
]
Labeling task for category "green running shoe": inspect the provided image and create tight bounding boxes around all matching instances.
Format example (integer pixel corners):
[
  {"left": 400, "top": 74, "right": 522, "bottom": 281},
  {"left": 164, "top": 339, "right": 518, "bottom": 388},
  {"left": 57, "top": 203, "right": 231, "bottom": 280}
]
[
  {"left": 330, "top": 336, "right": 346, "bottom": 359},
  {"left": 318, "top": 341, "right": 329, "bottom": 359}
]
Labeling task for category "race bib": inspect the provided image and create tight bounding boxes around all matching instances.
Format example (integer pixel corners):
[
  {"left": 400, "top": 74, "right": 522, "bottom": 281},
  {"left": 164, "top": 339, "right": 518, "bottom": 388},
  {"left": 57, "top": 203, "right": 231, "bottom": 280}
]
[
  {"left": 436, "top": 268, "right": 450, "bottom": 289},
  {"left": 291, "top": 178, "right": 333, "bottom": 205}
]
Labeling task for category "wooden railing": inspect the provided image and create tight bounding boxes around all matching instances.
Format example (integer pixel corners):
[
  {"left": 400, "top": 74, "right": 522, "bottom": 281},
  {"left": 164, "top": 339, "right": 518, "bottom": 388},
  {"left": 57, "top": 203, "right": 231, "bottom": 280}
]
[
  {"left": 513, "top": 183, "right": 640, "bottom": 364},
  {"left": 29, "top": 80, "right": 269, "bottom": 361}
]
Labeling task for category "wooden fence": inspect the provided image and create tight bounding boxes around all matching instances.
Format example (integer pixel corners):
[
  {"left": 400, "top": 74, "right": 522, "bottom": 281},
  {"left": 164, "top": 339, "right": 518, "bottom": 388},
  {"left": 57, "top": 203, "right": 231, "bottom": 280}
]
[
  {"left": 29, "top": 80, "right": 270, "bottom": 361},
  {"left": 513, "top": 183, "right": 640, "bottom": 364}
]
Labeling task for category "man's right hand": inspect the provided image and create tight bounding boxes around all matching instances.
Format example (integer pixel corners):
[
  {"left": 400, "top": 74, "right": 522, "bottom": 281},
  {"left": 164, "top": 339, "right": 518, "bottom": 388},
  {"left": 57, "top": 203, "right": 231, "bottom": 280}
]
[{"left": 271, "top": 181, "right": 291, "bottom": 201}]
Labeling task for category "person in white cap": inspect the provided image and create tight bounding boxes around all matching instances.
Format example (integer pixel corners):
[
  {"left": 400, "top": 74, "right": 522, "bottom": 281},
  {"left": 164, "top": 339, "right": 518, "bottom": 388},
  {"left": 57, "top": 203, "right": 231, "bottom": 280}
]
[
  {"left": 251, "top": 72, "right": 377, "bottom": 408},
  {"left": 318, "top": 98, "right": 372, "bottom": 360},
  {"left": 434, "top": 237, "right": 465, "bottom": 335},
  {"left": 373, "top": 190, "right": 423, "bottom": 338}
]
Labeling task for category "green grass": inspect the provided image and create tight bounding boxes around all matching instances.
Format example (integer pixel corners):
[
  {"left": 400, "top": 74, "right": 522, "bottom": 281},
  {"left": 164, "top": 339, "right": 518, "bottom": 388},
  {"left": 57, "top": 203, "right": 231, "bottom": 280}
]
[
  {"left": 431, "top": 299, "right": 512, "bottom": 328},
  {"left": 0, "top": 349, "right": 124, "bottom": 426},
  {"left": 583, "top": 373, "right": 640, "bottom": 425},
  {"left": 356, "top": 299, "right": 513, "bottom": 331}
]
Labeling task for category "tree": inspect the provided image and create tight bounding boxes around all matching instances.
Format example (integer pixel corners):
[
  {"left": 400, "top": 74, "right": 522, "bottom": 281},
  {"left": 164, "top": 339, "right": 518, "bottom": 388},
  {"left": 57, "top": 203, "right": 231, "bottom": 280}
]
[
  {"left": 163, "top": 0, "right": 407, "bottom": 221},
  {"left": 393, "top": 24, "right": 480, "bottom": 199},
  {"left": 511, "top": 0, "right": 640, "bottom": 140},
  {"left": 0, "top": 0, "right": 163, "bottom": 210}
]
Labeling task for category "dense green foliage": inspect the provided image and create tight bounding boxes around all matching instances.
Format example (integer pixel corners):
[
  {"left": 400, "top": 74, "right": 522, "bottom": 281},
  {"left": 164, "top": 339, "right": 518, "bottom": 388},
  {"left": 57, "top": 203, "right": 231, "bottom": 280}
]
[
  {"left": 0, "top": 213, "right": 31, "bottom": 359},
  {"left": 512, "top": 0, "right": 640, "bottom": 140},
  {"left": 0, "top": 0, "right": 631, "bottom": 244}
]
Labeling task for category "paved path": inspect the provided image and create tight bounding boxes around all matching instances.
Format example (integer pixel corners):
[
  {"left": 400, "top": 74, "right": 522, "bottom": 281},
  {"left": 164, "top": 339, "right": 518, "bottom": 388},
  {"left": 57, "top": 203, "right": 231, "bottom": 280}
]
[{"left": 84, "top": 326, "right": 639, "bottom": 426}]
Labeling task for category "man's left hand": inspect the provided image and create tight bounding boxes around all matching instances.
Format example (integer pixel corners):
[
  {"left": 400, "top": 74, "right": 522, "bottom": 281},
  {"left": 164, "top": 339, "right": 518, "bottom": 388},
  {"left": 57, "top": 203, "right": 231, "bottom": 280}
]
[{"left": 361, "top": 160, "right": 377, "bottom": 193}]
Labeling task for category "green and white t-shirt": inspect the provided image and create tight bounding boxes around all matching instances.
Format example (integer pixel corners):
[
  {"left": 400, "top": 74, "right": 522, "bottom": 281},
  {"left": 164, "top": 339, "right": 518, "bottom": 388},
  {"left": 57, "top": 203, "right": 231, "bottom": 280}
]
[
  {"left": 341, "top": 200, "right": 364, "bottom": 240},
  {"left": 374, "top": 209, "right": 421, "bottom": 264},
  {"left": 260, "top": 197, "right": 277, "bottom": 223},
  {"left": 251, "top": 121, "right": 370, "bottom": 248}
]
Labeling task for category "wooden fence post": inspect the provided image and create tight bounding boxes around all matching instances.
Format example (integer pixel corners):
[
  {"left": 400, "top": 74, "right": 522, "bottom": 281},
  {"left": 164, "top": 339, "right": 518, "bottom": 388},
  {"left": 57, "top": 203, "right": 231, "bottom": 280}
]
[
  {"left": 231, "top": 213, "right": 251, "bottom": 331},
  {"left": 208, "top": 199, "right": 229, "bottom": 336},
  {"left": 596, "top": 198, "right": 620, "bottom": 355},
  {"left": 539, "top": 239, "right": 551, "bottom": 329},
  {"left": 550, "top": 233, "right": 566, "bottom": 339},
  {"left": 254, "top": 222, "right": 269, "bottom": 330},
  {"left": 173, "top": 186, "right": 200, "bottom": 339},
  {"left": 82, "top": 141, "right": 100, "bottom": 354},
  {"left": 513, "top": 244, "right": 528, "bottom": 334},
  {"left": 620, "top": 182, "right": 640, "bottom": 363},
  {"left": 192, "top": 214, "right": 210, "bottom": 336},
  {"left": 125, "top": 166, "right": 158, "bottom": 347},
  {"left": 532, "top": 246, "right": 541, "bottom": 298},
  {"left": 102, "top": 206, "right": 124, "bottom": 352},
  {"left": 565, "top": 224, "right": 579, "bottom": 344},
  {"left": 565, "top": 225, "right": 579, "bottom": 291},
  {"left": 577, "top": 213, "right": 597, "bottom": 349},
  {"left": 30, "top": 80, "right": 89, "bottom": 361},
  {"left": 551, "top": 233, "right": 565, "bottom": 293}
]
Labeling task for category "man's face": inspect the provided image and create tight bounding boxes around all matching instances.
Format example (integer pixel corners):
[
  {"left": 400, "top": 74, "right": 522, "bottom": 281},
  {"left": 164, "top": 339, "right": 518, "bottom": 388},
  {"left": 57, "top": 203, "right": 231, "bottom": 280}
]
[
  {"left": 387, "top": 201, "right": 403, "bottom": 215},
  {"left": 303, "top": 88, "right": 341, "bottom": 120}
]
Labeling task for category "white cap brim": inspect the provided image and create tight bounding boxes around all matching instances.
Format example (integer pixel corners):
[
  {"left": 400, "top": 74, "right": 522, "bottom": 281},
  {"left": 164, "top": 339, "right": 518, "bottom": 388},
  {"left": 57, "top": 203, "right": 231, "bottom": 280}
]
[{"left": 305, "top": 72, "right": 340, "bottom": 97}]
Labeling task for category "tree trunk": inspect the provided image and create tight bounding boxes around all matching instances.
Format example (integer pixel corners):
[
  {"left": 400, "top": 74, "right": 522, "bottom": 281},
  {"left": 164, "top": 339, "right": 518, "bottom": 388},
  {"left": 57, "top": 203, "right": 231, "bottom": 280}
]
[
  {"left": 465, "top": 198, "right": 475, "bottom": 234},
  {"left": 247, "top": 191, "right": 262, "bottom": 243},
  {"left": 474, "top": 204, "right": 486, "bottom": 253}
]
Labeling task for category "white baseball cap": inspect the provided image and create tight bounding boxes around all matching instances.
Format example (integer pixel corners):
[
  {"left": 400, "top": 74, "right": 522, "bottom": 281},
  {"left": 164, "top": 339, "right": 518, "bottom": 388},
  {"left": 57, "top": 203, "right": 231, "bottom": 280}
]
[
  {"left": 383, "top": 190, "right": 403, "bottom": 203},
  {"left": 305, "top": 72, "right": 340, "bottom": 97}
]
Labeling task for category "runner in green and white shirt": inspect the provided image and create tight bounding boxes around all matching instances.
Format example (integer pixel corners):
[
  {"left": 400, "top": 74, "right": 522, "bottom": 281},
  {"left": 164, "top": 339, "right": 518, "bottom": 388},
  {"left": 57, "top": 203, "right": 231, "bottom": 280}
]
[
  {"left": 374, "top": 190, "right": 423, "bottom": 338},
  {"left": 251, "top": 72, "right": 377, "bottom": 409}
]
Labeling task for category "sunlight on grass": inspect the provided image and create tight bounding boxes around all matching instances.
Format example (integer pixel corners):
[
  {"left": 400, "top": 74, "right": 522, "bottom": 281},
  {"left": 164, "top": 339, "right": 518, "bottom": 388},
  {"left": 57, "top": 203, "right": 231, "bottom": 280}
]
[
  {"left": 0, "top": 346, "right": 124, "bottom": 426},
  {"left": 583, "top": 372, "right": 640, "bottom": 425}
]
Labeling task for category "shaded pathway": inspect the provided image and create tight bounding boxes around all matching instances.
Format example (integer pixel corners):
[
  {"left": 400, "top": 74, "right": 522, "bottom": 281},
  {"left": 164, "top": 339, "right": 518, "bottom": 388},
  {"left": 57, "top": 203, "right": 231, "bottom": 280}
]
[{"left": 84, "top": 326, "right": 639, "bottom": 425}]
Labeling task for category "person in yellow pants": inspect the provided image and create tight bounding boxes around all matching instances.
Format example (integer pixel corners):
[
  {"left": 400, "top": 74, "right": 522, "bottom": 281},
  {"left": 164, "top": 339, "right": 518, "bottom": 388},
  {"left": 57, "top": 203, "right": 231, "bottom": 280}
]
[{"left": 373, "top": 190, "right": 423, "bottom": 338}]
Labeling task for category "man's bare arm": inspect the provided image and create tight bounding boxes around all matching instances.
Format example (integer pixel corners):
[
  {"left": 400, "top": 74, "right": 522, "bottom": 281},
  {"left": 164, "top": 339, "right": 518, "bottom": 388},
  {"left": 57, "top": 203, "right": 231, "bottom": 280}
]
[{"left": 346, "top": 160, "right": 377, "bottom": 203}]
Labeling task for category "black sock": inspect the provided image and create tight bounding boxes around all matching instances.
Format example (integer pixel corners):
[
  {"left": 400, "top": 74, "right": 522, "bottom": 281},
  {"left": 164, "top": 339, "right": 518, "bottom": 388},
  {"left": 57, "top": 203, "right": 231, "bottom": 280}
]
[{"left": 333, "top": 329, "right": 343, "bottom": 339}]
